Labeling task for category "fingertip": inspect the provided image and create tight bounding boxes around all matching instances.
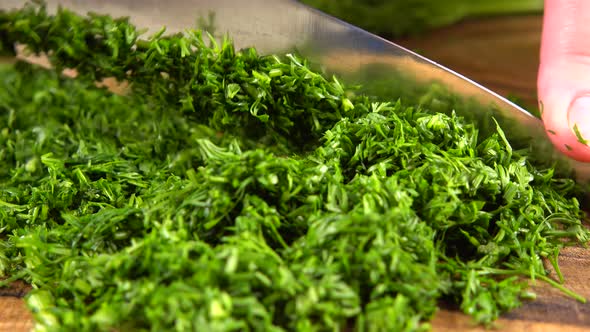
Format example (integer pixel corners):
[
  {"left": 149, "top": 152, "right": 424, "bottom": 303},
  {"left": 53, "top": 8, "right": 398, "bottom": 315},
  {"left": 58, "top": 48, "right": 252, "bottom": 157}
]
[
  {"left": 538, "top": 0, "right": 590, "bottom": 162},
  {"left": 540, "top": 94, "right": 590, "bottom": 162}
]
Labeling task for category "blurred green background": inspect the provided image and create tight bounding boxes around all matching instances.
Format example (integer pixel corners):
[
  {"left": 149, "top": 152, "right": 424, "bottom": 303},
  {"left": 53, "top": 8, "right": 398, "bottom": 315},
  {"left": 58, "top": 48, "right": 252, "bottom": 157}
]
[{"left": 301, "top": 0, "right": 544, "bottom": 39}]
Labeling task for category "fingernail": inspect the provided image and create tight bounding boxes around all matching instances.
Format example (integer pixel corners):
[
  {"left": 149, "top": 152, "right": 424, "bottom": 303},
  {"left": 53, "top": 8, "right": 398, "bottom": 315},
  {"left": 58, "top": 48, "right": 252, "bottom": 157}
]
[{"left": 568, "top": 95, "right": 590, "bottom": 146}]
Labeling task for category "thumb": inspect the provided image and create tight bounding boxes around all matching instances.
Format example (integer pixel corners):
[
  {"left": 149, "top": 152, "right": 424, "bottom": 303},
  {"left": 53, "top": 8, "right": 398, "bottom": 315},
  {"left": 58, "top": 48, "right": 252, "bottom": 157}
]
[{"left": 538, "top": 0, "right": 590, "bottom": 162}]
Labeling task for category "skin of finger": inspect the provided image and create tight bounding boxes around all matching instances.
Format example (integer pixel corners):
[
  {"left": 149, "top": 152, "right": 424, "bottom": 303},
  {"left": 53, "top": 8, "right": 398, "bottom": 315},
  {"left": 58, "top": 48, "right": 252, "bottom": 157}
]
[{"left": 538, "top": 0, "right": 590, "bottom": 161}]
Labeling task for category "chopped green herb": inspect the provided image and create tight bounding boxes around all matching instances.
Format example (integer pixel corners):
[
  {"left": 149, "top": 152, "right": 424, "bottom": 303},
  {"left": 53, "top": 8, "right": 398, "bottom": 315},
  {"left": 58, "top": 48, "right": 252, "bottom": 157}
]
[
  {"left": 573, "top": 124, "right": 588, "bottom": 145},
  {"left": 0, "top": 2, "right": 588, "bottom": 332}
]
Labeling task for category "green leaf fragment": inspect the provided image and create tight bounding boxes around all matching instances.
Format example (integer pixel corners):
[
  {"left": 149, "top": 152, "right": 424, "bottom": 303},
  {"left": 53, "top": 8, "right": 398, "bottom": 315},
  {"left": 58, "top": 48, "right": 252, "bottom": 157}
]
[{"left": 573, "top": 123, "right": 588, "bottom": 145}]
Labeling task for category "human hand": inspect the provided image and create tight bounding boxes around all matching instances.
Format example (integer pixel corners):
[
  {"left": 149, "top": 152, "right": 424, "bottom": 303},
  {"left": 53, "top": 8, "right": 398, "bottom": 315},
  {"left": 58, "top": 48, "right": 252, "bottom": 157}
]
[{"left": 538, "top": 0, "right": 590, "bottom": 161}]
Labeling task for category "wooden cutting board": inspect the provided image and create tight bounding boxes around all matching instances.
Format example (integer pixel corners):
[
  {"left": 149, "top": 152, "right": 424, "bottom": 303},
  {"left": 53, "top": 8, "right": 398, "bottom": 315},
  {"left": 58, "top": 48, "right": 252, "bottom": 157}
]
[
  {"left": 3, "top": 13, "right": 589, "bottom": 332},
  {"left": 396, "top": 14, "right": 543, "bottom": 108}
]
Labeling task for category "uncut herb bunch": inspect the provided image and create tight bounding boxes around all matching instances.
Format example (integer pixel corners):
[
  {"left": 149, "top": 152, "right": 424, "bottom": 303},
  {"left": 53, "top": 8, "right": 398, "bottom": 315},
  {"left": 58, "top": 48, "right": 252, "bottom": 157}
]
[{"left": 1, "top": 3, "right": 589, "bottom": 332}]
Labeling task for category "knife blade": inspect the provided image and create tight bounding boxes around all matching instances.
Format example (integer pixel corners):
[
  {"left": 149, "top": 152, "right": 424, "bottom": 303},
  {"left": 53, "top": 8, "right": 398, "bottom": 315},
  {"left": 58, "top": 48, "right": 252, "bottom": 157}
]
[{"left": 3, "top": 0, "right": 590, "bottom": 184}]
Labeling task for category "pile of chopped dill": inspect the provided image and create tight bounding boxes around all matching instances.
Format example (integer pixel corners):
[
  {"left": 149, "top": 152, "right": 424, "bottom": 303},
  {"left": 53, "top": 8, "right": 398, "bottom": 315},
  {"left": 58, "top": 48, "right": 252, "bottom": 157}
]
[{"left": 1, "top": 2, "right": 589, "bottom": 332}]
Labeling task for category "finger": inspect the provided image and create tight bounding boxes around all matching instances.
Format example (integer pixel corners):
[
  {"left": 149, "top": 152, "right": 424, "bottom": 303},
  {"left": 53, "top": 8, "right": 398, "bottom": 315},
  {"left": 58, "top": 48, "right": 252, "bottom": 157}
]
[{"left": 538, "top": 0, "right": 590, "bottom": 161}]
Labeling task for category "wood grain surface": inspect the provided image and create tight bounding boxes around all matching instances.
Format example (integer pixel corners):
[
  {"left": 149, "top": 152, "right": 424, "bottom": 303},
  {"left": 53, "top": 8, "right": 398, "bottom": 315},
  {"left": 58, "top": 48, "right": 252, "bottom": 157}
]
[
  {"left": 397, "top": 15, "right": 543, "bottom": 108},
  {"left": 3, "top": 13, "right": 590, "bottom": 332}
]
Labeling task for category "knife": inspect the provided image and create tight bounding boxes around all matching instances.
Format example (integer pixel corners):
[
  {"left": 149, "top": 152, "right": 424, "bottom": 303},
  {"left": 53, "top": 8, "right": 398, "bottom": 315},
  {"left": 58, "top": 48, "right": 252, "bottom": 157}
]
[{"left": 4, "top": 0, "right": 590, "bottom": 184}]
